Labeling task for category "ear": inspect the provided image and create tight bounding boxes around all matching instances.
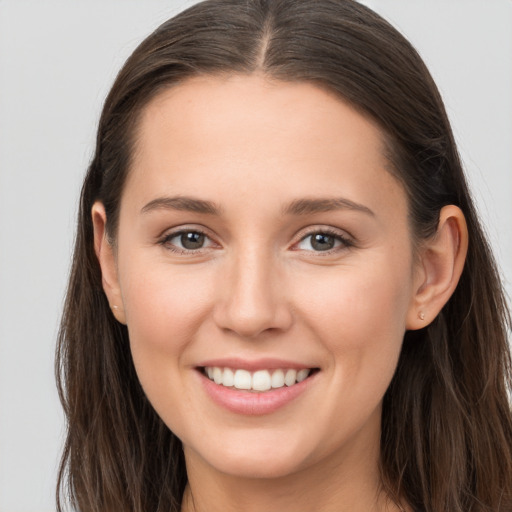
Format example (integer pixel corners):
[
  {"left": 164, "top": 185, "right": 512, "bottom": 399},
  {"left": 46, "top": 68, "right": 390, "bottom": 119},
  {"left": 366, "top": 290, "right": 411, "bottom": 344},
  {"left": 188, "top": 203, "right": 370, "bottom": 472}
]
[
  {"left": 406, "top": 205, "right": 468, "bottom": 330},
  {"left": 91, "top": 201, "right": 127, "bottom": 324}
]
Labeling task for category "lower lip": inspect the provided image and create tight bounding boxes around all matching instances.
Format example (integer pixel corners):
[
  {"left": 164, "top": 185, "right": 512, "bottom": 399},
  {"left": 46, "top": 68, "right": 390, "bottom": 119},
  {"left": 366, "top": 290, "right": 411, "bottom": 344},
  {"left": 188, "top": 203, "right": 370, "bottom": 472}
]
[{"left": 198, "top": 370, "right": 316, "bottom": 415}]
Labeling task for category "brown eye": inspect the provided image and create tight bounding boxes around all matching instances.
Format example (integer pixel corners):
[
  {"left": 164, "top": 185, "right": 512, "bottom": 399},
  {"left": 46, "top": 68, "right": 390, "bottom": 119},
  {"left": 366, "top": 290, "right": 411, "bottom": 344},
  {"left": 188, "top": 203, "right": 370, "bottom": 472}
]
[
  {"left": 163, "top": 230, "right": 212, "bottom": 252},
  {"left": 296, "top": 230, "right": 352, "bottom": 252},
  {"left": 179, "top": 231, "right": 205, "bottom": 250},
  {"left": 310, "top": 233, "right": 336, "bottom": 251}
]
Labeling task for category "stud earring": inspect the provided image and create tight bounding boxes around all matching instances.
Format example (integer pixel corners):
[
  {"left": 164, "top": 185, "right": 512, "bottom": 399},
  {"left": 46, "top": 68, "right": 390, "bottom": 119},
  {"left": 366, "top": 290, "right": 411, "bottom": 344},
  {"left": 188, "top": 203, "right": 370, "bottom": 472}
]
[
  {"left": 418, "top": 311, "right": 425, "bottom": 320},
  {"left": 111, "top": 305, "right": 119, "bottom": 310}
]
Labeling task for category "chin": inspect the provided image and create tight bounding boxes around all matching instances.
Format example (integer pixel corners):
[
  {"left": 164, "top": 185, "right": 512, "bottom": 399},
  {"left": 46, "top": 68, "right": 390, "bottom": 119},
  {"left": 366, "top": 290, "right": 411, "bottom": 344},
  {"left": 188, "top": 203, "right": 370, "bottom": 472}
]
[
  {"left": 214, "top": 456, "right": 305, "bottom": 480},
  {"left": 188, "top": 436, "right": 313, "bottom": 480}
]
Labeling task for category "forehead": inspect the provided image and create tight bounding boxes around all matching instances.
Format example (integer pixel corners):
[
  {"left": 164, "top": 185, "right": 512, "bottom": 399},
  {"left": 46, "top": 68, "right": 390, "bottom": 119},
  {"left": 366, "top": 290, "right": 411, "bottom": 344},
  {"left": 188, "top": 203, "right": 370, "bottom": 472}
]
[
  {"left": 135, "top": 74, "right": 386, "bottom": 163},
  {"left": 125, "top": 74, "right": 406, "bottom": 222}
]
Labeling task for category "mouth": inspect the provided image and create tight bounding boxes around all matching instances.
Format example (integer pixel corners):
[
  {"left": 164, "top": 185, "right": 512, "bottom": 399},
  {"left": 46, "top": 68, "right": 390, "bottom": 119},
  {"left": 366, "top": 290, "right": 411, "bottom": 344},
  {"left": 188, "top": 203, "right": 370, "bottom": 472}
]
[{"left": 200, "top": 366, "right": 320, "bottom": 392}]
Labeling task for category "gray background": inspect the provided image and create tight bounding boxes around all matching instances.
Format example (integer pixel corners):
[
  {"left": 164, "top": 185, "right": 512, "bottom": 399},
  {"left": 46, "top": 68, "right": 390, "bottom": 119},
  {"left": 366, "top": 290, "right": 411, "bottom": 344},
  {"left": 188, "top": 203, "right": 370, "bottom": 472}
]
[{"left": 0, "top": 1, "right": 510, "bottom": 510}]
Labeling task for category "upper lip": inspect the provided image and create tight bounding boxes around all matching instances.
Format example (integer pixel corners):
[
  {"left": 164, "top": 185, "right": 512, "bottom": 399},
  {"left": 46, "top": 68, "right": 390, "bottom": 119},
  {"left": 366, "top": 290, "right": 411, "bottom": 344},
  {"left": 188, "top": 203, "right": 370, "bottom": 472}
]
[{"left": 197, "top": 357, "right": 318, "bottom": 372}]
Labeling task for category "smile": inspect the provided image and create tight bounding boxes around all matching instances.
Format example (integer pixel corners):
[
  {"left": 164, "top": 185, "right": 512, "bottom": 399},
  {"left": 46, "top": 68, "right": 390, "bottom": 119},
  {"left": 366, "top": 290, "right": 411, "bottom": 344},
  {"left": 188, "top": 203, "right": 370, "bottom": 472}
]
[{"left": 203, "top": 367, "right": 313, "bottom": 392}]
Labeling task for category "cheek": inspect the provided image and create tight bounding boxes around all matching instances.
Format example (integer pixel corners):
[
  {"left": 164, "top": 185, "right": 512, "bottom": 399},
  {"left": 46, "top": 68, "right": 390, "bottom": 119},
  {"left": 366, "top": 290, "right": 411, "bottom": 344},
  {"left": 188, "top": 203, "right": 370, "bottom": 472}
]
[
  {"left": 117, "top": 258, "right": 219, "bottom": 432},
  {"left": 118, "top": 255, "right": 215, "bottom": 371},
  {"left": 293, "top": 255, "right": 413, "bottom": 393},
  {"left": 299, "top": 265, "right": 411, "bottom": 342}
]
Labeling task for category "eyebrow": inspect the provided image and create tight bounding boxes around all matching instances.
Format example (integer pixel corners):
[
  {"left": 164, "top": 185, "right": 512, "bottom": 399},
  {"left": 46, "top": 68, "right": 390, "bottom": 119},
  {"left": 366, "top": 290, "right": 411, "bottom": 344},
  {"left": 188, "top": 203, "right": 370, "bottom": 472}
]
[
  {"left": 283, "top": 197, "right": 375, "bottom": 217},
  {"left": 140, "top": 195, "right": 374, "bottom": 217},
  {"left": 141, "top": 196, "right": 221, "bottom": 215}
]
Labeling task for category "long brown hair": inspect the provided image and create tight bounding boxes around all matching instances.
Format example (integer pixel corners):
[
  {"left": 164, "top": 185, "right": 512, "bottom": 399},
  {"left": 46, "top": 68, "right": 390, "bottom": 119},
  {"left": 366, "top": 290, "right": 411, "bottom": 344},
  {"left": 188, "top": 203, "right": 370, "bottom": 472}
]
[{"left": 56, "top": 1, "right": 512, "bottom": 511}]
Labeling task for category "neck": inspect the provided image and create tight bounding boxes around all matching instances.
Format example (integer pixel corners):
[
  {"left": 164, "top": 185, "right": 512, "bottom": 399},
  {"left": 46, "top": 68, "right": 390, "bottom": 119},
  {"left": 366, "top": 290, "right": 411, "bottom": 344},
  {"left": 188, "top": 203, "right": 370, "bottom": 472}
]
[{"left": 181, "top": 431, "right": 404, "bottom": 512}]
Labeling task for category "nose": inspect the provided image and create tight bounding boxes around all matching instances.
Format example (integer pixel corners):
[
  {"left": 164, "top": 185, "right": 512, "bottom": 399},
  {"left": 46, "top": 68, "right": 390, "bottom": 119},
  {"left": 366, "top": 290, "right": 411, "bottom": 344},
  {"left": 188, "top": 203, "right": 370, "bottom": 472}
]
[{"left": 212, "top": 248, "right": 293, "bottom": 339}]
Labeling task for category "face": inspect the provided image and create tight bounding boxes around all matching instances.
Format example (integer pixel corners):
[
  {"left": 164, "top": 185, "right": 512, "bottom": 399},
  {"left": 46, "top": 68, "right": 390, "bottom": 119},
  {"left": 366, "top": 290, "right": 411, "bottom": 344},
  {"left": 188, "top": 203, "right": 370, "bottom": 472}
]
[{"left": 99, "top": 75, "right": 423, "bottom": 480}]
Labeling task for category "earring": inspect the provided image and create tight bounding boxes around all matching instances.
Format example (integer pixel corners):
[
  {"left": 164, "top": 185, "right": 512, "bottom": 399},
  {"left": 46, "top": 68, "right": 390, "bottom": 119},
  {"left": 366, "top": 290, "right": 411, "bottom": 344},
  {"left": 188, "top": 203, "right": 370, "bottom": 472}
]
[
  {"left": 111, "top": 304, "right": 119, "bottom": 310},
  {"left": 418, "top": 311, "right": 425, "bottom": 320}
]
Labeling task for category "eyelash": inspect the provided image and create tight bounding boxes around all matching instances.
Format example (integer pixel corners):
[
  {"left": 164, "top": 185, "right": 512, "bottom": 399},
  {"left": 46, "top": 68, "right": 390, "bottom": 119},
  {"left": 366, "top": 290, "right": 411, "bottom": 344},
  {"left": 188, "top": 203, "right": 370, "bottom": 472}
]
[
  {"left": 158, "top": 228, "right": 214, "bottom": 255},
  {"left": 158, "top": 227, "right": 354, "bottom": 255},
  {"left": 294, "top": 228, "right": 354, "bottom": 254}
]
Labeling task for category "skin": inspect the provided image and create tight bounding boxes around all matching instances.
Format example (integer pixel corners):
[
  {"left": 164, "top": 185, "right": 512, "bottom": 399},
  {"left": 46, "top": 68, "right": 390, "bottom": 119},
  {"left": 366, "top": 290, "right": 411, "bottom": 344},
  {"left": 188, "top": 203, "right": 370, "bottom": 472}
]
[{"left": 93, "top": 75, "right": 467, "bottom": 512}]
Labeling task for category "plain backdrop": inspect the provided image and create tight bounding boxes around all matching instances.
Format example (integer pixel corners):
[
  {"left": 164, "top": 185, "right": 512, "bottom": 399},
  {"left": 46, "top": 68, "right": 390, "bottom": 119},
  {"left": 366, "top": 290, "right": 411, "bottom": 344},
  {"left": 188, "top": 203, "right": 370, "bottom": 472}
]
[{"left": 0, "top": 1, "right": 511, "bottom": 511}]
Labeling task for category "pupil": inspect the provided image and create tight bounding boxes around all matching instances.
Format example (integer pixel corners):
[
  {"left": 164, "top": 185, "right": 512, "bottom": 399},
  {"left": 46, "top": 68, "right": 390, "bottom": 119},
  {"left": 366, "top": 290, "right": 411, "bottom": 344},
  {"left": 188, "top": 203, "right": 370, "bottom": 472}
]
[
  {"left": 181, "top": 232, "right": 205, "bottom": 249},
  {"left": 311, "top": 233, "right": 334, "bottom": 251}
]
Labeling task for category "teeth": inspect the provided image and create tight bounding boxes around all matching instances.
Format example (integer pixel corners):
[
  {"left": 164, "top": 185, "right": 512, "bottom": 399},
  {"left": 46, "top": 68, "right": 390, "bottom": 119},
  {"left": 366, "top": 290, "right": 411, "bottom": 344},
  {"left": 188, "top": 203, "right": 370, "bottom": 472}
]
[
  {"left": 223, "top": 367, "right": 234, "bottom": 387},
  {"left": 297, "top": 368, "right": 310, "bottom": 382},
  {"left": 271, "top": 369, "right": 285, "bottom": 388},
  {"left": 252, "top": 370, "right": 272, "bottom": 391},
  {"left": 233, "top": 369, "right": 252, "bottom": 390},
  {"left": 203, "top": 367, "right": 312, "bottom": 391},
  {"left": 284, "top": 369, "right": 297, "bottom": 386},
  {"left": 213, "top": 367, "right": 223, "bottom": 384}
]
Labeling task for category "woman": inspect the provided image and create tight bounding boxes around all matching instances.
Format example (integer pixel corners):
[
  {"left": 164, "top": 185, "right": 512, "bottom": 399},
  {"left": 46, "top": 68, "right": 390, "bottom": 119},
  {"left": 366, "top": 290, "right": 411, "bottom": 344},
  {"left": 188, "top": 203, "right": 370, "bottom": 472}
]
[{"left": 56, "top": 1, "right": 512, "bottom": 511}]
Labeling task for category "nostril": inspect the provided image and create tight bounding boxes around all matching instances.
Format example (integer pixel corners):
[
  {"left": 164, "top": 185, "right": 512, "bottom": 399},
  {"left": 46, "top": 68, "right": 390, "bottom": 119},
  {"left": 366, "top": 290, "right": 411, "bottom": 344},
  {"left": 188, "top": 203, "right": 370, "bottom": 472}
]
[{"left": 213, "top": 307, "right": 294, "bottom": 340}]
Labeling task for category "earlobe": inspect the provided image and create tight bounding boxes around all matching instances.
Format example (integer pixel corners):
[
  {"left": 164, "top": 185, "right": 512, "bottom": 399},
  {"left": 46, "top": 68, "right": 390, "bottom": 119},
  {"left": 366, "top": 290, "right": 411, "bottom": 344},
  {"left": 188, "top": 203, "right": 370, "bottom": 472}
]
[
  {"left": 91, "top": 201, "right": 127, "bottom": 324},
  {"left": 406, "top": 205, "right": 468, "bottom": 330}
]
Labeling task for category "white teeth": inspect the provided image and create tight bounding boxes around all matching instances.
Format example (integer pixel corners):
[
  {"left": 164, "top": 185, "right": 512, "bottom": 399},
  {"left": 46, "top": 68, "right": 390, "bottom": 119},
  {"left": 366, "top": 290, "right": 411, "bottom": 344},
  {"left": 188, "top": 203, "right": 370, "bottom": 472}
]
[
  {"left": 223, "top": 367, "right": 234, "bottom": 387},
  {"left": 204, "top": 366, "right": 313, "bottom": 391},
  {"left": 233, "top": 369, "right": 252, "bottom": 390},
  {"left": 271, "top": 369, "right": 285, "bottom": 388},
  {"left": 252, "top": 370, "right": 272, "bottom": 391},
  {"left": 213, "top": 367, "right": 223, "bottom": 385},
  {"left": 284, "top": 369, "right": 297, "bottom": 386},
  {"left": 297, "top": 368, "right": 310, "bottom": 382}
]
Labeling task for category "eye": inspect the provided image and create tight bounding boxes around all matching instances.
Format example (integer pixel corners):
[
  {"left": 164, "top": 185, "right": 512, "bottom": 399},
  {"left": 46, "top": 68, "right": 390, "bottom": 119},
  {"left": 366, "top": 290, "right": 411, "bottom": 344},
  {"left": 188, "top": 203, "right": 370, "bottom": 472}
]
[
  {"left": 160, "top": 229, "right": 215, "bottom": 252},
  {"left": 296, "top": 230, "right": 352, "bottom": 252}
]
